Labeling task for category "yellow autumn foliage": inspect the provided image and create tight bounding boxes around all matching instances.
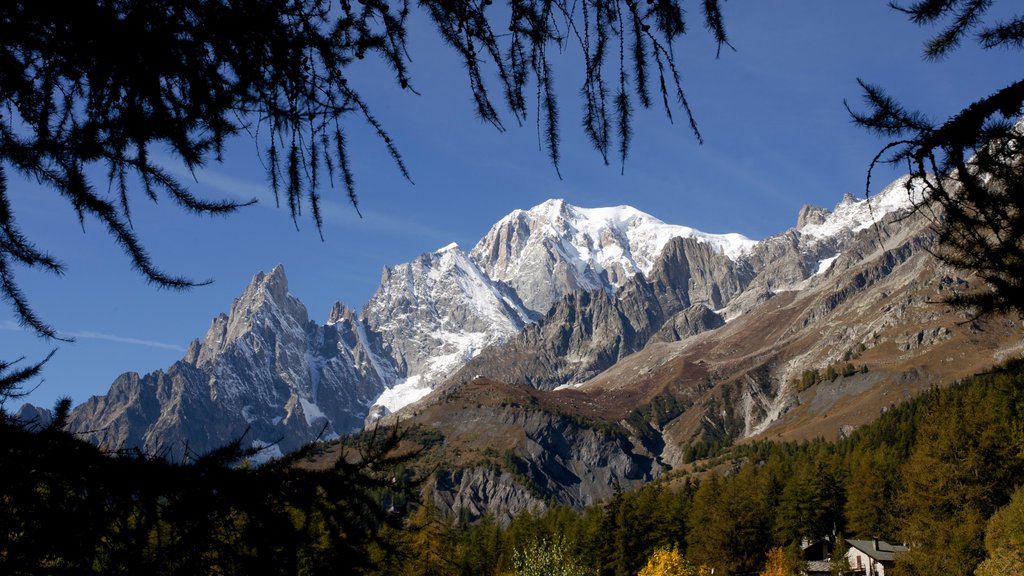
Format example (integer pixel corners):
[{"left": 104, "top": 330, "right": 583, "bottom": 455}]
[
  {"left": 759, "top": 546, "right": 797, "bottom": 576},
  {"left": 637, "top": 547, "right": 710, "bottom": 576}
]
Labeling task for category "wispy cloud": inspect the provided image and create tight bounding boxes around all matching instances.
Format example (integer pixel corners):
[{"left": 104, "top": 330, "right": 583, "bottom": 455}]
[
  {"left": 1, "top": 321, "right": 186, "bottom": 352},
  {"left": 160, "top": 159, "right": 271, "bottom": 204},
  {"left": 158, "top": 157, "right": 452, "bottom": 242},
  {"left": 58, "top": 331, "right": 187, "bottom": 352}
]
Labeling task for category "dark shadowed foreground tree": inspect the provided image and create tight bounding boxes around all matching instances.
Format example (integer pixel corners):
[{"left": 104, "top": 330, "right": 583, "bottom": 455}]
[
  {"left": 0, "top": 0, "right": 729, "bottom": 394},
  {"left": 0, "top": 4, "right": 725, "bottom": 572},
  {"left": 849, "top": 0, "right": 1024, "bottom": 318},
  {"left": 0, "top": 408, "right": 420, "bottom": 574}
]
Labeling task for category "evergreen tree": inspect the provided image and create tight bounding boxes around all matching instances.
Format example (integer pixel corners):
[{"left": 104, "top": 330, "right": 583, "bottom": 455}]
[
  {"left": 402, "top": 495, "right": 455, "bottom": 576},
  {"left": 976, "top": 486, "right": 1024, "bottom": 576},
  {"left": 0, "top": 0, "right": 727, "bottom": 384},
  {"left": 849, "top": 1, "right": 1024, "bottom": 318},
  {"left": 773, "top": 457, "right": 844, "bottom": 545},
  {"left": 895, "top": 380, "right": 1024, "bottom": 575},
  {"left": 687, "top": 467, "right": 772, "bottom": 576},
  {"left": 843, "top": 445, "right": 899, "bottom": 539},
  {"left": 0, "top": 415, "right": 420, "bottom": 575},
  {"left": 830, "top": 534, "right": 851, "bottom": 576},
  {"left": 450, "top": 515, "right": 503, "bottom": 576}
]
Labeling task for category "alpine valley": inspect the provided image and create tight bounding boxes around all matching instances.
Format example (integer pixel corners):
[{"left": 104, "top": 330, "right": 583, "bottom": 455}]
[{"left": 25, "top": 176, "right": 1023, "bottom": 521}]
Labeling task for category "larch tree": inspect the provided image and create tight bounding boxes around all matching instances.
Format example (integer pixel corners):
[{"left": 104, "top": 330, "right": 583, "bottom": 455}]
[
  {"left": 848, "top": 0, "right": 1024, "bottom": 318},
  {"left": 976, "top": 486, "right": 1024, "bottom": 576},
  {"left": 0, "top": 0, "right": 729, "bottom": 398},
  {"left": 637, "top": 546, "right": 708, "bottom": 576},
  {"left": 758, "top": 546, "right": 797, "bottom": 576}
]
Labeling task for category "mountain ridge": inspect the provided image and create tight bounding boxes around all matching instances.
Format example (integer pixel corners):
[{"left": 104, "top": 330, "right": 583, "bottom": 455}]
[
  {"left": 33, "top": 186, "right": 970, "bottom": 468},
  {"left": 389, "top": 201, "right": 1021, "bottom": 522}
]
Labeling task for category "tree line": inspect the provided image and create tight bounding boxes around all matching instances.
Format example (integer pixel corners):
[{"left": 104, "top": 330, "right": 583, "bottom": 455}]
[
  {"left": 371, "top": 359, "right": 1024, "bottom": 576},
  {"left": 2, "top": 341, "right": 1022, "bottom": 575}
]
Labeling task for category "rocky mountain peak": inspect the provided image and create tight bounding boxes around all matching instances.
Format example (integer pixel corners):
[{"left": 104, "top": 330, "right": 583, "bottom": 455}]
[
  {"left": 796, "top": 204, "right": 830, "bottom": 229},
  {"left": 63, "top": 185, "right": 959, "bottom": 470},
  {"left": 183, "top": 338, "right": 202, "bottom": 364},
  {"left": 193, "top": 265, "right": 309, "bottom": 369},
  {"left": 327, "top": 301, "right": 356, "bottom": 325},
  {"left": 362, "top": 242, "right": 532, "bottom": 407},
  {"left": 470, "top": 199, "right": 755, "bottom": 315},
  {"left": 243, "top": 263, "right": 290, "bottom": 310}
]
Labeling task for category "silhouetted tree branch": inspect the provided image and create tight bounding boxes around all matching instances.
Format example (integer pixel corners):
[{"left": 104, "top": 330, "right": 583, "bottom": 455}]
[
  {"left": 851, "top": 1, "right": 1024, "bottom": 318},
  {"left": 0, "top": 414, "right": 422, "bottom": 574},
  {"left": 0, "top": 0, "right": 727, "bottom": 397}
]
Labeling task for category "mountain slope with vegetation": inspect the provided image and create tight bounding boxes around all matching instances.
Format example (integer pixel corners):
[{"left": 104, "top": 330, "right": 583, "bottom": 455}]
[
  {"left": 370, "top": 361, "right": 1024, "bottom": 576},
  {"left": 379, "top": 191, "right": 1022, "bottom": 522}
]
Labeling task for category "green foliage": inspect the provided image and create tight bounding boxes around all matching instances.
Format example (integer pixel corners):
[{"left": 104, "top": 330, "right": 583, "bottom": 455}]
[
  {"left": 354, "top": 360, "right": 1024, "bottom": 576},
  {"left": 793, "top": 359, "right": 867, "bottom": 393},
  {"left": 512, "top": 537, "right": 587, "bottom": 576},
  {"left": 0, "top": 419, "right": 419, "bottom": 575},
  {"left": 843, "top": 444, "right": 900, "bottom": 538},
  {"left": 796, "top": 369, "right": 821, "bottom": 392},
  {"left": 686, "top": 468, "right": 773, "bottom": 576},
  {"left": 976, "top": 486, "right": 1024, "bottom": 576},
  {"left": 830, "top": 534, "right": 852, "bottom": 576},
  {"left": 895, "top": 369, "right": 1024, "bottom": 575},
  {"left": 597, "top": 484, "right": 690, "bottom": 576},
  {"left": 773, "top": 457, "right": 845, "bottom": 545}
]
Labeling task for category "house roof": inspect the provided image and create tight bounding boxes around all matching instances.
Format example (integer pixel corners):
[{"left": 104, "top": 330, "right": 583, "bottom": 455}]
[
  {"left": 803, "top": 560, "right": 832, "bottom": 575},
  {"left": 847, "top": 539, "right": 909, "bottom": 562}
]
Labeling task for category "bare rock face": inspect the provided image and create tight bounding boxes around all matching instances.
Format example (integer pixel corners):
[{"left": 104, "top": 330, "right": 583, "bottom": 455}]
[
  {"left": 432, "top": 468, "right": 546, "bottom": 526},
  {"left": 11, "top": 403, "right": 53, "bottom": 430},
  {"left": 62, "top": 181, "right": 983, "bottom": 514},
  {"left": 66, "top": 266, "right": 390, "bottom": 460},
  {"left": 796, "top": 203, "right": 830, "bottom": 229},
  {"left": 647, "top": 236, "right": 753, "bottom": 312},
  {"left": 448, "top": 235, "right": 749, "bottom": 391},
  {"left": 363, "top": 244, "right": 532, "bottom": 386},
  {"left": 423, "top": 397, "right": 661, "bottom": 525},
  {"left": 651, "top": 304, "right": 726, "bottom": 344},
  {"left": 469, "top": 199, "right": 753, "bottom": 315}
]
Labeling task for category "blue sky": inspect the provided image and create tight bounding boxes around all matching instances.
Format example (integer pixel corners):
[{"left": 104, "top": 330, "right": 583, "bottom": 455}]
[{"left": 3, "top": 2, "right": 1020, "bottom": 410}]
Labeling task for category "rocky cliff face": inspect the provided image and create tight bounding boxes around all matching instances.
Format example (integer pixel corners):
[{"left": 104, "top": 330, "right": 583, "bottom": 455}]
[
  {"left": 410, "top": 377, "right": 663, "bottom": 524},
  {"left": 66, "top": 266, "right": 390, "bottom": 460},
  {"left": 469, "top": 199, "right": 755, "bottom": 315},
  {"left": 390, "top": 182, "right": 1021, "bottom": 521},
  {"left": 60, "top": 199, "right": 728, "bottom": 457},
  {"left": 361, "top": 243, "right": 534, "bottom": 417},
  {"left": 447, "top": 234, "right": 747, "bottom": 391},
  {"left": 56, "top": 180, "right": 1017, "bottom": 497}
]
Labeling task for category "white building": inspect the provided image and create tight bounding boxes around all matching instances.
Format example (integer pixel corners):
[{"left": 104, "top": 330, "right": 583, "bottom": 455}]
[{"left": 844, "top": 538, "right": 908, "bottom": 576}]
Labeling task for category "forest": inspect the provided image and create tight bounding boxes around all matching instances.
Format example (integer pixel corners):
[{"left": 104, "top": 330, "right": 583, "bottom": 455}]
[
  {"left": 2, "top": 359, "right": 1023, "bottom": 575},
  {"left": 1, "top": 2, "right": 1022, "bottom": 574}
]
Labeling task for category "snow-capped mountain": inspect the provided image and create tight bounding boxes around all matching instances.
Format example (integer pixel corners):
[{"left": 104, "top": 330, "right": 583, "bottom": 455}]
[
  {"left": 397, "top": 185, "right": 1024, "bottom": 522},
  {"left": 362, "top": 243, "right": 533, "bottom": 416},
  {"left": 470, "top": 199, "right": 756, "bottom": 314},
  {"left": 56, "top": 191, "right": 926, "bottom": 459},
  {"left": 798, "top": 177, "right": 925, "bottom": 243}
]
